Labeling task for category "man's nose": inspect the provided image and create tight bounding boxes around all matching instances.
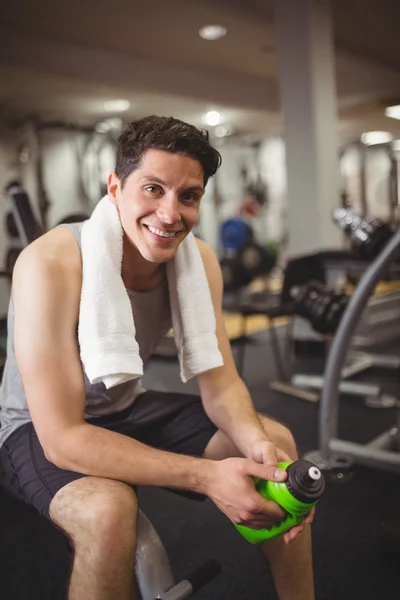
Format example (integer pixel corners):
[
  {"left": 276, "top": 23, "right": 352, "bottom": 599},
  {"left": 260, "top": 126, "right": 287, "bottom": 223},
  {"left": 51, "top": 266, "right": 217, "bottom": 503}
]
[{"left": 156, "top": 194, "right": 181, "bottom": 225}]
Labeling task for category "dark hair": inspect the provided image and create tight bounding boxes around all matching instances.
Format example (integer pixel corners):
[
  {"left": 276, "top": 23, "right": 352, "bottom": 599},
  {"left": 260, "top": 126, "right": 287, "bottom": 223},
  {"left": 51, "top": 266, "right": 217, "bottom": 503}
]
[{"left": 115, "top": 115, "right": 222, "bottom": 188}]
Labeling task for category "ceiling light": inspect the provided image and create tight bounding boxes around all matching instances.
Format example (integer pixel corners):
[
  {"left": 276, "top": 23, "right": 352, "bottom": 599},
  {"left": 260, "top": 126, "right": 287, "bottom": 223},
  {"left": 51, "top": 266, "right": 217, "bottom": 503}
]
[
  {"left": 103, "top": 99, "right": 131, "bottom": 113},
  {"left": 199, "top": 25, "right": 227, "bottom": 41},
  {"left": 204, "top": 111, "right": 221, "bottom": 126},
  {"left": 385, "top": 105, "right": 400, "bottom": 120},
  {"left": 361, "top": 131, "right": 394, "bottom": 146}
]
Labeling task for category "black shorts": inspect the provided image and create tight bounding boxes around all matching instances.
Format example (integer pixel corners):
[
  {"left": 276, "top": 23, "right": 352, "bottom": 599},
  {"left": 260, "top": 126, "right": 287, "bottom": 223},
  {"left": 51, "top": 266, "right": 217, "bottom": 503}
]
[{"left": 0, "top": 390, "right": 218, "bottom": 519}]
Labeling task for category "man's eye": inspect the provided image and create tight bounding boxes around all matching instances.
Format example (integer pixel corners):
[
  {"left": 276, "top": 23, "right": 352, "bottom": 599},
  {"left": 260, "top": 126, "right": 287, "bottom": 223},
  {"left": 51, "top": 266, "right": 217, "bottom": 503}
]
[
  {"left": 145, "top": 185, "right": 159, "bottom": 193},
  {"left": 182, "top": 193, "right": 198, "bottom": 203}
]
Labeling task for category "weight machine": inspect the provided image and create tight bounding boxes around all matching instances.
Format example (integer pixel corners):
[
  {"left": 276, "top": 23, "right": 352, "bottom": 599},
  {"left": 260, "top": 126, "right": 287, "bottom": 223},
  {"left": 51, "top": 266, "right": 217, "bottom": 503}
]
[
  {"left": 305, "top": 229, "right": 400, "bottom": 473},
  {"left": 237, "top": 210, "right": 400, "bottom": 408}
]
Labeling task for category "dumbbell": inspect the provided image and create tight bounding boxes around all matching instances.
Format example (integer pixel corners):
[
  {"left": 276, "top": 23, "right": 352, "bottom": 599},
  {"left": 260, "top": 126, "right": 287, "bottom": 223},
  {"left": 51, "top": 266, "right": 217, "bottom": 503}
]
[
  {"left": 332, "top": 208, "right": 394, "bottom": 261},
  {"left": 290, "top": 281, "right": 349, "bottom": 335}
]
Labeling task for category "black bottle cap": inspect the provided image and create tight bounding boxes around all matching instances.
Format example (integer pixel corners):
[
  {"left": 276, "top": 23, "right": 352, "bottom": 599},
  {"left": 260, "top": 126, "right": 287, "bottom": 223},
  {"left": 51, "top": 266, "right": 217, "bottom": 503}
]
[{"left": 285, "top": 460, "right": 325, "bottom": 504}]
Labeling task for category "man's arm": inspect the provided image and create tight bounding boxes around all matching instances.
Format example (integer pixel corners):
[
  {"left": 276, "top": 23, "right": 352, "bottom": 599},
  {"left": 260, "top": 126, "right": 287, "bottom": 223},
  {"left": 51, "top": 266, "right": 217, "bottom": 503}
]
[
  {"left": 196, "top": 239, "right": 274, "bottom": 458},
  {"left": 12, "top": 229, "right": 209, "bottom": 493},
  {"left": 12, "top": 230, "right": 287, "bottom": 530}
]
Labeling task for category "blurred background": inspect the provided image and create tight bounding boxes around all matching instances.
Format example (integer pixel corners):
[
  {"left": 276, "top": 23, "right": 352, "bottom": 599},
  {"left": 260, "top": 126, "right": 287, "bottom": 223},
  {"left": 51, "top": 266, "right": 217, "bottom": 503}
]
[{"left": 1, "top": 0, "right": 400, "bottom": 314}]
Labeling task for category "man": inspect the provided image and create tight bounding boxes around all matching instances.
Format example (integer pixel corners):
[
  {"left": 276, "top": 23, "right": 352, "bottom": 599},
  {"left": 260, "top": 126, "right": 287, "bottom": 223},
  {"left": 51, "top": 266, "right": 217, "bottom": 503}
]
[{"left": 0, "top": 116, "right": 314, "bottom": 600}]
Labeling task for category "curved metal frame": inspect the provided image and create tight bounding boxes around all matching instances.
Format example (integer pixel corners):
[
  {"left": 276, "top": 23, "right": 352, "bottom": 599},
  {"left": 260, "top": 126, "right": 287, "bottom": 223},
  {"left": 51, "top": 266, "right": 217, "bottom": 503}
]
[
  {"left": 135, "top": 510, "right": 175, "bottom": 600},
  {"left": 308, "top": 231, "right": 400, "bottom": 472}
]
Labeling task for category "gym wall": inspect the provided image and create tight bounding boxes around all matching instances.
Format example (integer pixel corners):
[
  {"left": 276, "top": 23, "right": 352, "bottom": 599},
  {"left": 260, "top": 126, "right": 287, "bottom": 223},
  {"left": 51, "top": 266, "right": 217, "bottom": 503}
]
[
  {"left": 19, "top": 127, "right": 114, "bottom": 228},
  {"left": 210, "top": 136, "right": 288, "bottom": 255}
]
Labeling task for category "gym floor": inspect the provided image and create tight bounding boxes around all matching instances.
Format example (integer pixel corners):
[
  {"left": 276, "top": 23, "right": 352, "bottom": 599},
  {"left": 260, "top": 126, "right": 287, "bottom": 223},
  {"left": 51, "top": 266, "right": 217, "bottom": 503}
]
[{"left": 0, "top": 327, "right": 399, "bottom": 599}]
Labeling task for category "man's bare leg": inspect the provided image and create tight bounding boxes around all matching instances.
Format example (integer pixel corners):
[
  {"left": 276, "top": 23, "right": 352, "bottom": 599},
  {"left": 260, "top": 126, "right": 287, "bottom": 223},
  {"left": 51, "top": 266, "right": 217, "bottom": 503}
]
[
  {"left": 261, "top": 526, "right": 314, "bottom": 600},
  {"left": 49, "top": 477, "right": 138, "bottom": 600},
  {"left": 204, "top": 414, "right": 315, "bottom": 600}
]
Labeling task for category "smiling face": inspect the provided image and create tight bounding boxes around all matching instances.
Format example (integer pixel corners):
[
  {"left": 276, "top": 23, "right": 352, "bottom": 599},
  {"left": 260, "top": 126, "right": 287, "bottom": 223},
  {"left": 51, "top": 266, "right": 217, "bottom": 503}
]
[{"left": 108, "top": 149, "right": 205, "bottom": 265}]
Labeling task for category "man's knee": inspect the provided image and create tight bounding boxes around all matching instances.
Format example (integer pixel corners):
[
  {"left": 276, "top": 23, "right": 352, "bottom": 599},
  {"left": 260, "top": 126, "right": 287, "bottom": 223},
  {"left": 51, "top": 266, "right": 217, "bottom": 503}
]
[
  {"left": 50, "top": 477, "right": 138, "bottom": 550},
  {"left": 258, "top": 414, "right": 298, "bottom": 461}
]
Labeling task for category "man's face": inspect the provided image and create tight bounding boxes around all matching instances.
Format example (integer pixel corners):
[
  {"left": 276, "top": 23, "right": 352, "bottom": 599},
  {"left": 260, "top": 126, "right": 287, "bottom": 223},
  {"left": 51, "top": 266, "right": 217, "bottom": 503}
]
[{"left": 108, "top": 149, "right": 205, "bottom": 263}]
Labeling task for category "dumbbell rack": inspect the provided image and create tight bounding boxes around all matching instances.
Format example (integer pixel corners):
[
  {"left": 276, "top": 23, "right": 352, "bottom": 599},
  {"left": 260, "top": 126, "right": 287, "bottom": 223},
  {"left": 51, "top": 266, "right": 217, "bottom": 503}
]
[{"left": 282, "top": 256, "right": 400, "bottom": 407}]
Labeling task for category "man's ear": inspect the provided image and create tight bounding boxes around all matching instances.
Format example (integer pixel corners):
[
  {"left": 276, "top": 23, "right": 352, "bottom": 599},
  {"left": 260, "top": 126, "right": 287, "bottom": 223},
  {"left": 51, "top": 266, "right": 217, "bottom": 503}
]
[{"left": 107, "top": 172, "right": 121, "bottom": 205}]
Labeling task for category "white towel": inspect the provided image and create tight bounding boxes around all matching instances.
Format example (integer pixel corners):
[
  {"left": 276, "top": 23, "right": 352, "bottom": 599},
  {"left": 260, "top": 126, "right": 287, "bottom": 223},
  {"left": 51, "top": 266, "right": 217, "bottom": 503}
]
[{"left": 78, "top": 195, "right": 223, "bottom": 389}]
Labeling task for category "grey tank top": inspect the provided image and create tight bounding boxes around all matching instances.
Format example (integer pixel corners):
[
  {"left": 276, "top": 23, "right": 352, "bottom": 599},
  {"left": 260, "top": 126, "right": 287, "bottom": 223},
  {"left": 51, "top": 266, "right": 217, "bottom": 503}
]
[{"left": 0, "top": 223, "right": 172, "bottom": 446}]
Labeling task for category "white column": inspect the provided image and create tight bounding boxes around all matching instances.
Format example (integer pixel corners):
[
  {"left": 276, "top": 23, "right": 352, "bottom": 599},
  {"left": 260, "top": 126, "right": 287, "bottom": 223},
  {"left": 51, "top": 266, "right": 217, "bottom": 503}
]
[{"left": 275, "top": 0, "right": 341, "bottom": 255}]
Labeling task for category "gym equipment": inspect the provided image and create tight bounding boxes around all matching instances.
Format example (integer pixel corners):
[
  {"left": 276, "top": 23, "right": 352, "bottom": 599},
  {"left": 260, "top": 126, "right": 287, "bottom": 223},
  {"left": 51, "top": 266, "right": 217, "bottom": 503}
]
[
  {"left": 4, "top": 248, "right": 22, "bottom": 277},
  {"left": 228, "top": 251, "right": 350, "bottom": 393},
  {"left": 235, "top": 459, "right": 325, "bottom": 544},
  {"left": 304, "top": 230, "right": 400, "bottom": 473},
  {"left": 5, "top": 212, "right": 19, "bottom": 238},
  {"left": 290, "top": 281, "right": 349, "bottom": 336},
  {"left": 4, "top": 181, "right": 44, "bottom": 246},
  {"left": 57, "top": 213, "right": 89, "bottom": 225},
  {"left": 333, "top": 208, "right": 395, "bottom": 261},
  {"left": 232, "top": 240, "right": 400, "bottom": 407},
  {"left": 220, "top": 253, "right": 254, "bottom": 291},
  {"left": 220, "top": 217, "right": 253, "bottom": 252},
  {"left": 136, "top": 510, "right": 221, "bottom": 599},
  {"left": 4, "top": 181, "right": 90, "bottom": 246},
  {"left": 221, "top": 242, "right": 276, "bottom": 292},
  {"left": 290, "top": 212, "right": 400, "bottom": 404}
]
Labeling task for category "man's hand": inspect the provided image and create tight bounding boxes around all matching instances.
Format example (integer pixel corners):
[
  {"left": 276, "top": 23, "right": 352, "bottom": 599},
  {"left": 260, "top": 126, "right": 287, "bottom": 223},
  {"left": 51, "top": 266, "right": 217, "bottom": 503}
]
[
  {"left": 249, "top": 439, "right": 293, "bottom": 468},
  {"left": 205, "top": 457, "right": 287, "bottom": 530},
  {"left": 248, "top": 438, "right": 315, "bottom": 545}
]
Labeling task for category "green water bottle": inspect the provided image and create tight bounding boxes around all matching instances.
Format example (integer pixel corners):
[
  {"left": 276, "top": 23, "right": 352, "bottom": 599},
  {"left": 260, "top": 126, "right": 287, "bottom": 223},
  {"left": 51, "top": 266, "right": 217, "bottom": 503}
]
[{"left": 235, "top": 459, "right": 325, "bottom": 544}]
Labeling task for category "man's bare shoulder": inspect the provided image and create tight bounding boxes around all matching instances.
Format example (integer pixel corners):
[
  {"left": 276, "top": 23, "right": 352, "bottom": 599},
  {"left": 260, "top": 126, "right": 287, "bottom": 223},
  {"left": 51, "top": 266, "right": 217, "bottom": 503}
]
[
  {"left": 195, "top": 237, "right": 218, "bottom": 266},
  {"left": 194, "top": 237, "right": 223, "bottom": 294},
  {"left": 12, "top": 226, "right": 82, "bottom": 292}
]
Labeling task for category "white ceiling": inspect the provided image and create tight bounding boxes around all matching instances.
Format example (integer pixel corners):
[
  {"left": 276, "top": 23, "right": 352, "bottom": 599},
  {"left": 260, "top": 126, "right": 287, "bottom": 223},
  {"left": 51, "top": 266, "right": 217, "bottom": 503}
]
[{"left": 1, "top": 0, "right": 400, "bottom": 143}]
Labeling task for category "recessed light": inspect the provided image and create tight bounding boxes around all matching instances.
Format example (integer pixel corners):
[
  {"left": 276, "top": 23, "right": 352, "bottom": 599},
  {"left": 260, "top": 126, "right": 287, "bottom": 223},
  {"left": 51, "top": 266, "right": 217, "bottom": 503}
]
[
  {"left": 204, "top": 111, "right": 221, "bottom": 126},
  {"left": 385, "top": 105, "right": 400, "bottom": 120},
  {"left": 103, "top": 99, "right": 131, "bottom": 113},
  {"left": 361, "top": 131, "right": 394, "bottom": 146},
  {"left": 199, "top": 25, "right": 227, "bottom": 41}
]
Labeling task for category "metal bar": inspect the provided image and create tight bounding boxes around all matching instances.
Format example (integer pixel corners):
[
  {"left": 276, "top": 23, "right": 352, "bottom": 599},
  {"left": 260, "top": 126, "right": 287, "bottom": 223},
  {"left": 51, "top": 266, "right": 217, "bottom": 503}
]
[
  {"left": 367, "top": 353, "right": 400, "bottom": 369},
  {"left": 368, "top": 428, "right": 398, "bottom": 449},
  {"left": 341, "top": 355, "right": 374, "bottom": 379},
  {"left": 270, "top": 380, "right": 319, "bottom": 403},
  {"left": 157, "top": 581, "right": 193, "bottom": 600},
  {"left": 267, "top": 320, "right": 289, "bottom": 381},
  {"left": 235, "top": 311, "right": 248, "bottom": 378},
  {"left": 329, "top": 438, "right": 400, "bottom": 472},
  {"left": 292, "top": 374, "right": 381, "bottom": 397}
]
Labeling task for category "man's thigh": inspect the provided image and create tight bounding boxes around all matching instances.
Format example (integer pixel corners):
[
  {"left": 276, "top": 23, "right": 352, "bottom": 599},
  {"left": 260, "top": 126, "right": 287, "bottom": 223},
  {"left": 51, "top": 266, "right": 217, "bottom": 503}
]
[
  {"left": 0, "top": 391, "right": 218, "bottom": 517},
  {"left": 0, "top": 423, "right": 86, "bottom": 519},
  {"left": 203, "top": 413, "right": 298, "bottom": 461}
]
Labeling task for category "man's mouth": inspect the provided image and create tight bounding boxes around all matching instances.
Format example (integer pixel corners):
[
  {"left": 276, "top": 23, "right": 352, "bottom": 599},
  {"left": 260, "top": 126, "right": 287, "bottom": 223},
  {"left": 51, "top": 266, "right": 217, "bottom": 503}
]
[{"left": 144, "top": 225, "right": 180, "bottom": 239}]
